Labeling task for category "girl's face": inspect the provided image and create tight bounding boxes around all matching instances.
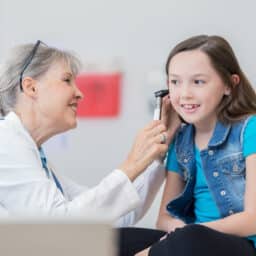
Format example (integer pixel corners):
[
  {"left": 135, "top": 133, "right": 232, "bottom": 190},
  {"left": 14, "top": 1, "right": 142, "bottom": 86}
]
[
  {"left": 167, "top": 50, "right": 230, "bottom": 130},
  {"left": 35, "top": 61, "right": 83, "bottom": 133}
]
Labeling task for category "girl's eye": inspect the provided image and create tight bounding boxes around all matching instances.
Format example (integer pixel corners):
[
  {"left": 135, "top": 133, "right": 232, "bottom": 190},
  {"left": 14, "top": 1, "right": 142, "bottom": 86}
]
[
  {"left": 194, "top": 79, "right": 205, "bottom": 85},
  {"left": 170, "top": 79, "right": 179, "bottom": 85}
]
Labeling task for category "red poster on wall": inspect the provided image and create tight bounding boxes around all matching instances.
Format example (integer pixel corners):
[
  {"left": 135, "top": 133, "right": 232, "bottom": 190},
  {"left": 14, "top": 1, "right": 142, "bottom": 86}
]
[{"left": 75, "top": 73, "right": 121, "bottom": 117}]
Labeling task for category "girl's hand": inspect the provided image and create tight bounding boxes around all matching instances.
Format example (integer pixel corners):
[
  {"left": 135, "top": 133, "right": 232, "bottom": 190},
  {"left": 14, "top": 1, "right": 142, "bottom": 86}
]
[
  {"left": 119, "top": 121, "right": 168, "bottom": 181},
  {"left": 160, "top": 219, "right": 186, "bottom": 241},
  {"left": 135, "top": 247, "right": 150, "bottom": 256},
  {"left": 161, "top": 95, "right": 181, "bottom": 145},
  {"left": 167, "top": 218, "right": 186, "bottom": 233}
]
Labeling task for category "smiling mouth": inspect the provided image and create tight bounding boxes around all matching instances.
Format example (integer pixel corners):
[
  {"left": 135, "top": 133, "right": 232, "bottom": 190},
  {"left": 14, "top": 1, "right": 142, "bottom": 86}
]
[
  {"left": 180, "top": 104, "right": 200, "bottom": 113},
  {"left": 69, "top": 103, "right": 78, "bottom": 113}
]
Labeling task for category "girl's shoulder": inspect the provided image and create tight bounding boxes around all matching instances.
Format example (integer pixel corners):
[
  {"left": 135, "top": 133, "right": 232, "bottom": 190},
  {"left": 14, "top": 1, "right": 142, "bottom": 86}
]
[
  {"left": 242, "top": 115, "right": 256, "bottom": 157},
  {"left": 242, "top": 114, "right": 256, "bottom": 133},
  {"left": 229, "top": 115, "right": 256, "bottom": 134},
  {"left": 246, "top": 114, "right": 256, "bottom": 124}
]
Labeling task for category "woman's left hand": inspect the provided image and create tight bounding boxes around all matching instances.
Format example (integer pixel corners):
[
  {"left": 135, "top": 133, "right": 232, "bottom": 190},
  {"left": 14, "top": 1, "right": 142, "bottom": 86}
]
[{"left": 119, "top": 121, "right": 168, "bottom": 181}]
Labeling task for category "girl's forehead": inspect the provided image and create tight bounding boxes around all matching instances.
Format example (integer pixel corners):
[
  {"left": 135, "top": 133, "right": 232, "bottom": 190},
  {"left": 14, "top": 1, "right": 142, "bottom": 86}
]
[{"left": 168, "top": 50, "right": 214, "bottom": 75}]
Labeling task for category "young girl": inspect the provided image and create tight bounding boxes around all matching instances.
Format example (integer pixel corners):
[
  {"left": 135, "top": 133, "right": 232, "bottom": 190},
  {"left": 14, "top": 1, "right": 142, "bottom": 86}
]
[{"left": 119, "top": 35, "right": 256, "bottom": 256}]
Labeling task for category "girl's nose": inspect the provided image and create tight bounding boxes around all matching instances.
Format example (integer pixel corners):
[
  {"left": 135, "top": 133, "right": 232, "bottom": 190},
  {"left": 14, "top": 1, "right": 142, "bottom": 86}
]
[{"left": 180, "top": 84, "right": 192, "bottom": 98}]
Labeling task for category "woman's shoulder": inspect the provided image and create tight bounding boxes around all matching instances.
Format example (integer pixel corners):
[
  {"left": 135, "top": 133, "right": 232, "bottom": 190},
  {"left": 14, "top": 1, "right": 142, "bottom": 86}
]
[
  {"left": 0, "top": 116, "right": 18, "bottom": 147},
  {"left": 0, "top": 112, "right": 34, "bottom": 146},
  {"left": 0, "top": 112, "right": 40, "bottom": 165},
  {"left": 0, "top": 120, "right": 44, "bottom": 181}
]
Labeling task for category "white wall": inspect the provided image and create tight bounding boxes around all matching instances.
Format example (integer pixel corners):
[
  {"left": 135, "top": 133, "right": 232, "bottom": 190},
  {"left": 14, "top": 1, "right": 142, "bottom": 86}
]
[{"left": 1, "top": 0, "right": 256, "bottom": 227}]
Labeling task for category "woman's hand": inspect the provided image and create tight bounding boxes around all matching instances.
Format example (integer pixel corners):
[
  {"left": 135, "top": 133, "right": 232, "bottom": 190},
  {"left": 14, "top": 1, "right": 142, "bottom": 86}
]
[
  {"left": 161, "top": 95, "right": 181, "bottom": 145},
  {"left": 119, "top": 121, "right": 168, "bottom": 181}
]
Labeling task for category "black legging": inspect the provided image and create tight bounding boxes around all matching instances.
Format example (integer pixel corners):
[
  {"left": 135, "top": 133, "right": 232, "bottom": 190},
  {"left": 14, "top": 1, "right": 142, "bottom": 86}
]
[{"left": 118, "top": 224, "right": 256, "bottom": 256}]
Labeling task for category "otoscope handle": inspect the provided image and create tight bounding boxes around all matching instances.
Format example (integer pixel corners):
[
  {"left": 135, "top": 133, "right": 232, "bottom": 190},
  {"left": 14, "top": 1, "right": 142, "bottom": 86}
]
[{"left": 153, "top": 89, "right": 169, "bottom": 120}]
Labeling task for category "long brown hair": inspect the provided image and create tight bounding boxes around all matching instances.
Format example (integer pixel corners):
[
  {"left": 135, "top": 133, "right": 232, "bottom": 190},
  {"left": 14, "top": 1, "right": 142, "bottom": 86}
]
[{"left": 166, "top": 35, "right": 256, "bottom": 124}]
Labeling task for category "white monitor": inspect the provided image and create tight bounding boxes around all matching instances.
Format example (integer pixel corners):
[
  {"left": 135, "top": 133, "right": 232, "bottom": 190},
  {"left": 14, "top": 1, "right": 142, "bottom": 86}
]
[{"left": 0, "top": 219, "right": 116, "bottom": 256}]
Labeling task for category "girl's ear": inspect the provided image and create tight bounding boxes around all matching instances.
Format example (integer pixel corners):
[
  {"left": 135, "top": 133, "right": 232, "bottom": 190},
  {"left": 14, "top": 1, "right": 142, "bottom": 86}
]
[
  {"left": 224, "top": 74, "right": 240, "bottom": 96},
  {"left": 231, "top": 74, "right": 240, "bottom": 86}
]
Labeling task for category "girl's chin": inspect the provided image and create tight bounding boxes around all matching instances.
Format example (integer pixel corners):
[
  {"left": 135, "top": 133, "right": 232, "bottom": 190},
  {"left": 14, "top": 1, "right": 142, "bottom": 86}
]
[
  {"left": 179, "top": 115, "right": 198, "bottom": 125},
  {"left": 177, "top": 114, "right": 190, "bottom": 124}
]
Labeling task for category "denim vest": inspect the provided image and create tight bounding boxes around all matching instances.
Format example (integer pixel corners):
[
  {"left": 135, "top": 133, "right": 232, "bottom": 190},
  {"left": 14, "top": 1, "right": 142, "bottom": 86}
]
[{"left": 166, "top": 117, "right": 251, "bottom": 224}]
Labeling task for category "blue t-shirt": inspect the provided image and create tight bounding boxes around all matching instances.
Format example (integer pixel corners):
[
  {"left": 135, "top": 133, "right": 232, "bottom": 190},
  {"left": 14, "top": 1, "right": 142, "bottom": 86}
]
[{"left": 166, "top": 116, "right": 256, "bottom": 245}]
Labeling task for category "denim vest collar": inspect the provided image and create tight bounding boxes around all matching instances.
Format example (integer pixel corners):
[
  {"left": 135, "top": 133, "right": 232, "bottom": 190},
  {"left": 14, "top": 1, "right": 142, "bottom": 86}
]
[
  {"left": 176, "top": 121, "right": 231, "bottom": 149},
  {"left": 208, "top": 122, "right": 231, "bottom": 147}
]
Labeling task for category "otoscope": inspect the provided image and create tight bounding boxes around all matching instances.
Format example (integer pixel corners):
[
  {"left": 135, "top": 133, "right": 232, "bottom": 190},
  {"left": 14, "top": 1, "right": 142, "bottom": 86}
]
[{"left": 153, "top": 89, "right": 169, "bottom": 120}]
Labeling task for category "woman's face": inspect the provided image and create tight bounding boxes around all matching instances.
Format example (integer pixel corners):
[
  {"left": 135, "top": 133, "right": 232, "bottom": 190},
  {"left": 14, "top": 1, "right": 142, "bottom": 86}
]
[{"left": 35, "top": 61, "right": 83, "bottom": 133}]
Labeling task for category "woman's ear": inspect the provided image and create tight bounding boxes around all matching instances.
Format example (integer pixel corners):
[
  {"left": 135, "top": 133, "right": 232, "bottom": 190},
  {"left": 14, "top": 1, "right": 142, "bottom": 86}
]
[{"left": 21, "top": 77, "right": 38, "bottom": 98}]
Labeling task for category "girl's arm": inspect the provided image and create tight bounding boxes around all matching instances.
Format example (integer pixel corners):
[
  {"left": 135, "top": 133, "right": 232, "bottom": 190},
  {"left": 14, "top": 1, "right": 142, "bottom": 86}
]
[
  {"left": 202, "top": 154, "right": 256, "bottom": 236},
  {"left": 156, "top": 171, "right": 186, "bottom": 232}
]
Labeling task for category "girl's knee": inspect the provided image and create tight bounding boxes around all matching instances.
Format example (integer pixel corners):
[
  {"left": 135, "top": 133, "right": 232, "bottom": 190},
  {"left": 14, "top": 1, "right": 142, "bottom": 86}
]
[
  {"left": 166, "top": 224, "right": 212, "bottom": 246},
  {"left": 172, "top": 224, "right": 207, "bottom": 237},
  {"left": 160, "top": 225, "right": 211, "bottom": 255}
]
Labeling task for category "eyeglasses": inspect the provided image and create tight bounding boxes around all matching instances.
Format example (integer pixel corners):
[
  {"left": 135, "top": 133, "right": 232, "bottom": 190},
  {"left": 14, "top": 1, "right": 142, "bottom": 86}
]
[{"left": 19, "top": 40, "right": 45, "bottom": 91}]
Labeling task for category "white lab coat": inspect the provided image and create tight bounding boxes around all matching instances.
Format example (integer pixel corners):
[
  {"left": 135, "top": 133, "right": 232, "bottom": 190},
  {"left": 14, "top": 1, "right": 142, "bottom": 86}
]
[{"left": 0, "top": 112, "right": 165, "bottom": 226}]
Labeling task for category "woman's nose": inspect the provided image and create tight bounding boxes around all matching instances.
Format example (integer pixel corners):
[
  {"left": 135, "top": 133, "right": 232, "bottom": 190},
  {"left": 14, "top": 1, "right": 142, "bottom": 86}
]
[{"left": 74, "top": 84, "right": 84, "bottom": 100}]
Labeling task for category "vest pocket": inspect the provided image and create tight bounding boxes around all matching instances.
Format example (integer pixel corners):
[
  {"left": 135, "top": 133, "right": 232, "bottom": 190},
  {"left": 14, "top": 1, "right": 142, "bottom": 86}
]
[{"left": 218, "top": 153, "right": 245, "bottom": 176}]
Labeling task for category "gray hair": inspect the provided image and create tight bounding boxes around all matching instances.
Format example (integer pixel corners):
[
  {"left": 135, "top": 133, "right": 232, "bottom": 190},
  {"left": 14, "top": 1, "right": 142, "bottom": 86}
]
[{"left": 0, "top": 42, "right": 82, "bottom": 116}]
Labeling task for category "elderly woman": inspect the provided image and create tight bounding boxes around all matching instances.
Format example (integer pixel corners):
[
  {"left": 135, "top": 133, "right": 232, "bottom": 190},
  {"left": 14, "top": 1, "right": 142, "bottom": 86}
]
[{"left": 0, "top": 40, "right": 179, "bottom": 225}]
